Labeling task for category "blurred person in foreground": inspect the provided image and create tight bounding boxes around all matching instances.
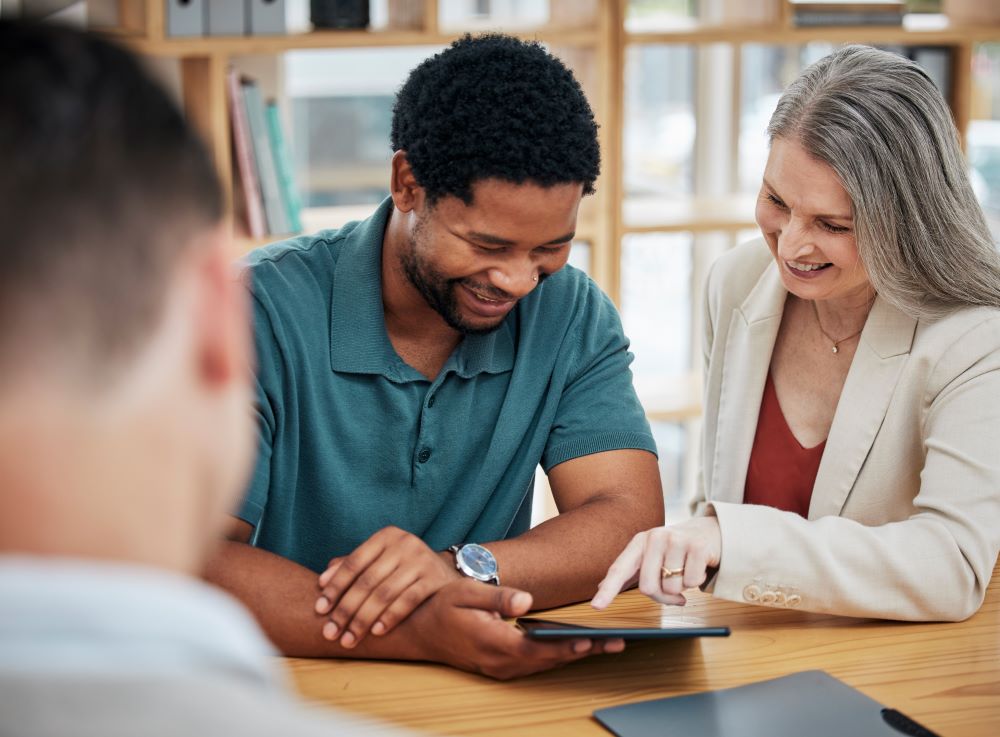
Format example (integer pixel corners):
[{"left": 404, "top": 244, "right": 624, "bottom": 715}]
[
  {"left": 593, "top": 45, "right": 1000, "bottom": 621},
  {"left": 0, "top": 20, "right": 503, "bottom": 735}
]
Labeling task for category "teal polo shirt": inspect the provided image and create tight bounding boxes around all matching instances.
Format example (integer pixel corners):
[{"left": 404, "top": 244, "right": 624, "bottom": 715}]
[{"left": 238, "top": 197, "right": 656, "bottom": 573}]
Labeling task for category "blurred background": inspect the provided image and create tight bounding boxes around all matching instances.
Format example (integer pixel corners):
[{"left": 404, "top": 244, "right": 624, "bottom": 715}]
[{"left": 13, "top": 0, "right": 1000, "bottom": 522}]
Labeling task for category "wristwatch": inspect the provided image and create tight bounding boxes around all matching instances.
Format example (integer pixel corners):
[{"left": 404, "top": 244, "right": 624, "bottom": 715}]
[{"left": 448, "top": 543, "right": 500, "bottom": 585}]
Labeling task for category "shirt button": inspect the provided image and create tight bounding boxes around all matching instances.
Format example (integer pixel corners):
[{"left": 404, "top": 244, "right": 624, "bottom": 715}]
[
  {"left": 427, "top": 395, "right": 436, "bottom": 408},
  {"left": 417, "top": 447, "right": 432, "bottom": 463}
]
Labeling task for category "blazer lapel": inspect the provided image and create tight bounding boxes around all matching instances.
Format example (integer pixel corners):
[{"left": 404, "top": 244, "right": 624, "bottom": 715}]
[
  {"left": 809, "top": 298, "right": 917, "bottom": 518},
  {"left": 710, "top": 264, "right": 786, "bottom": 504}
]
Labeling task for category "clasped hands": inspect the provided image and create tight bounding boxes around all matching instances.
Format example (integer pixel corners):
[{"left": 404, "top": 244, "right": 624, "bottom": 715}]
[
  {"left": 312, "top": 526, "right": 623, "bottom": 679},
  {"left": 314, "top": 526, "right": 457, "bottom": 648}
]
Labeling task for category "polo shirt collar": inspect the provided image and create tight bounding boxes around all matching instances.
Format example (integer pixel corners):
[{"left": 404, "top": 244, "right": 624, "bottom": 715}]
[
  {"left": 453, "top": 320, "right": 516, "bottom": 378},
  {"left": 329, "top": 197, "right": 514, "bottom": 381}
]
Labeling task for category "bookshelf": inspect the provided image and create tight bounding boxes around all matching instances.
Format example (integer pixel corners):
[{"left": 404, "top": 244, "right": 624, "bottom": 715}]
[
  {"left": 107, "top": 1, "right": 613, "bottom": 273},
  {"left": 105, "top": 0, "right": 1000, "bottom": 438}
]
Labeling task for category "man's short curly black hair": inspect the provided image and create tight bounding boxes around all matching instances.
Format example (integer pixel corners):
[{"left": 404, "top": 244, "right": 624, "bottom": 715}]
[{"left": 391, "top": 34, "right": 600, "bottom": 205}]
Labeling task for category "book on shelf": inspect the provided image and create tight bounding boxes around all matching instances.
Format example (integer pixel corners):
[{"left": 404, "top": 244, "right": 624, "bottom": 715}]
[
  {"left": 788, "top": 0, "right": 905, "bottom": 27},
  {"left": 265, "top": 101, "right": 303, "bottom": 234},
  {"left": 226, "top": 69, "right": 266, "bottom": 239},
  {"left": 226, "top": 70, "right": 304, "bottom": 240},
  {"left": 788, "top": 0, "right": 905, "bottom": 11},
  {"left": 241, "top": 78, "right": 290, "bottom": 237}
]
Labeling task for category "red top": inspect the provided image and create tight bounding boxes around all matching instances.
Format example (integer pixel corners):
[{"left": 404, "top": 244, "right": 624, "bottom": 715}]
[{"left": 743, "top": 372, "right": 825, "bottom": 517}]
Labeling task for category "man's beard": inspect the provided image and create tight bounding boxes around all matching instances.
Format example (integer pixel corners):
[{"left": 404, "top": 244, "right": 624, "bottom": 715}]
[{"left": 398, "top": 219, "right": 510, "bottom": 336}]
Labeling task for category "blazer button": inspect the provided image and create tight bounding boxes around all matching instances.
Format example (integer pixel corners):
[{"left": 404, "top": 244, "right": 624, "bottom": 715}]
[
  {"left": 417, "top": 448, "right": 432, "bottom": 463},
  {"left": 742, "top": 584, "right": 761, "bottom": 602},
  {"left": 785, "top": 594, "right": 802, "bottom": 608}
]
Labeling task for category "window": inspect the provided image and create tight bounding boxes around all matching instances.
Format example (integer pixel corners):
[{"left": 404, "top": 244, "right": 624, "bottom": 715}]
[
  {"left": 286, "top": 47, "right": 443, "bottom": 214},
  {"left": 621, "top": 232, "right": 693, "bottom": 386},
  {"left": 969, "top": 43, "right": 1000, "bottom": 241},
  {"left": 625, "top": 0, "right": 697, "bottom": 32},
  {"left": 624, "top": 44, "right": 696, "bottom": 207}
]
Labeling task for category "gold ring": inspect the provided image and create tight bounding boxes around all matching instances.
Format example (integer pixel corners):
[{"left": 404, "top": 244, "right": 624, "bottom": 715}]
[{"left": 661, "top": 566, "right": 684, "bottom": 578}]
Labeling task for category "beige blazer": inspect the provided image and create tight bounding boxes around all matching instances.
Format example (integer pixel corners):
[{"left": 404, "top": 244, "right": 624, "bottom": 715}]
[{"left": 695, "top": 239, "right": 1000, "bottom": 621}]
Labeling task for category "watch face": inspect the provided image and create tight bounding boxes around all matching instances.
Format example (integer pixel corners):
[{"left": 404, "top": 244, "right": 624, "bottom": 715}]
[{"left": 458, "top": 543, "right": 497, "bottom": 579}]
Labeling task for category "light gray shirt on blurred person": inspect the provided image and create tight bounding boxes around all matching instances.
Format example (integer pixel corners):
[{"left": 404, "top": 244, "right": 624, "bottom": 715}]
[{"left": 0, "top": 557, "right": 407, "bottom": 737}]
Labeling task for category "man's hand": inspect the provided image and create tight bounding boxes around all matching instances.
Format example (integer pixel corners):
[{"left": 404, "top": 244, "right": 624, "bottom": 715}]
[
  {"left": 315, "top": 526, "right": 459, "bottom": 648},
  {"left": 412, "top": 579, "right": 624, "bottom": 680},
  {"left": 590, "top": 516, "right": 723, "bottom": 609}
]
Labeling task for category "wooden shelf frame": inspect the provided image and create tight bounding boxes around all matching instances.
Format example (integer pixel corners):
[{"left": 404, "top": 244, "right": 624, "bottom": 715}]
[
  {"left": 608, "top": 8, "right": 1000, "bottom": 425},
  {"left": 116, "top": 1, "right": 1000, "bottom": 424},
  {"left": 130, "top": 28, "right": 601, "bottom": 57},
  {"left": 115, "top": 1, "right": 614, "bottom": 283},
  {"left": 627, "top": 24, "right": 1000, "bottom": 46}
]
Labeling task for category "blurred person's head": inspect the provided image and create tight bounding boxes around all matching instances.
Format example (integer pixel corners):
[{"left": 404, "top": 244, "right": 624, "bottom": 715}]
[
  {"left": 0, "top": 21, "right": 255, "bottom": 574},
  {"left": 760, "top": 44, "right": 1000, "bottom": 317},
  {"left": 387, "top": 34, "right": 600, "bottom": 334}
]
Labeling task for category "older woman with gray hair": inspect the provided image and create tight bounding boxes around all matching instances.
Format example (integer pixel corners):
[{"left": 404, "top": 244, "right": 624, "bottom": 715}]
[{"left": 593, "top": 45, "right": 1000, "bottom": 621}]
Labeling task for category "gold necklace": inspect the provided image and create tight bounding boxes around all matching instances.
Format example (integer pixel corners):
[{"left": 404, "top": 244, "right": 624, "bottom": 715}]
[{"left": 812, "top": 300, "right": 867, "bottom": 354}]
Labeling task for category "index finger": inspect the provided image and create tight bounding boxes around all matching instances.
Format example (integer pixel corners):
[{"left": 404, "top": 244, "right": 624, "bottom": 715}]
[{"left": 590, "top": 533, "right": 646, "bottom": 609}]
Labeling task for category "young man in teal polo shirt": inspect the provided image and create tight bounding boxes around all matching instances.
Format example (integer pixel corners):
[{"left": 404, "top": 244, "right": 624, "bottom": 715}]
[{"left": 207, "top": 35, "right": 664, "bottom": 680}]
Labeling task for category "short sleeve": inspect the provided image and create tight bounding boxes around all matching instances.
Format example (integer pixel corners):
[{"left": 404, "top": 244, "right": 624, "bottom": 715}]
[
  {"left": 541, "top": 284, "right": 657, "bottom": 471},
  {"left": 234, "top": 289, "right": 281, "bottom": 529}
]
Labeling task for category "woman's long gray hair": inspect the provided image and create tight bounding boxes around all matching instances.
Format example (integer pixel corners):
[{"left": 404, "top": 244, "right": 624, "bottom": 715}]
[{"left": 768, "top": 44, "right": 1000, "bottom": 319}]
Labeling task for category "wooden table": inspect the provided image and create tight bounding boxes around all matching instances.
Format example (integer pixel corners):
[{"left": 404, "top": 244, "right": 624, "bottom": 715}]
[{"left": 286, "top": 561, "right": 1000, "bottom": 736}]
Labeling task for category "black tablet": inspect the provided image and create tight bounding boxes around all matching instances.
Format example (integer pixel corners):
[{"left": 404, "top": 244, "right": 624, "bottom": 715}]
[{"left": 517, "top": 617, "right": 731, "bottom": 641}]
